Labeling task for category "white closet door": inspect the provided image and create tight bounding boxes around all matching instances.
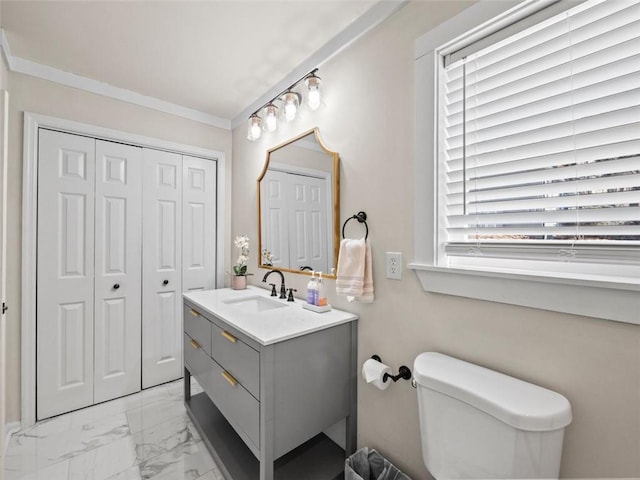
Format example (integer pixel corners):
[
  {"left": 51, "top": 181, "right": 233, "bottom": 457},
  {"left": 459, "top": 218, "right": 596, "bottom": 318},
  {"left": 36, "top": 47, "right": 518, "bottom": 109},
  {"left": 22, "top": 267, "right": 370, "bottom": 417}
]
[
  {"left": 182, "top": 155, "right": 216, "bottom": 293},
  {"left": 94, "top": 140, "right": 142, "bottom": 403},
  {"left": 142, "top": 149, "right": 182, "bottom": 388},
  {"left": 260, "top": 170, "right": 290, "bottom": 268},
  {"left": 37, "top": 130, "right": 96, "bottom": 419},
  {"left": 289, "top": 174, "right": 330, "bottom": 273}
]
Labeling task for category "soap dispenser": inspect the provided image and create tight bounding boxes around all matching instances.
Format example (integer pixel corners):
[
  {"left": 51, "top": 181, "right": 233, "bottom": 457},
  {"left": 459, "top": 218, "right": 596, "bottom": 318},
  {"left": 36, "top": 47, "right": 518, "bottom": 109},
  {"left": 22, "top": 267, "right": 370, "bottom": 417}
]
[
  {"left": 316, "top": 272, "right": 327, "bottom": 307},
  {"left": 306, "top": 271, "right": 317, "bottom": 305}
]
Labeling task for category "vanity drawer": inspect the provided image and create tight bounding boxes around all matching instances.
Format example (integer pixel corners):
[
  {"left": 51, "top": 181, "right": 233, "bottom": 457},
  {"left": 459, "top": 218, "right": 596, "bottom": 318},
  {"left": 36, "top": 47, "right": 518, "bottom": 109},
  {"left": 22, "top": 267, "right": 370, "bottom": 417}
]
[
  {"left": 184, "top": 333, "right": 260, "bottom": 453},
  {"left": 184, "top": 333, "right": 210, "bottom": 385},
  {"left": 205, "top": 355, "right": 260, "bottom": 452},
  {"left": 211, "top": 322, "right": 260, "bottom": 399},
  {"left": 184, "top": 305, "right": 211, "bottom": 355}
]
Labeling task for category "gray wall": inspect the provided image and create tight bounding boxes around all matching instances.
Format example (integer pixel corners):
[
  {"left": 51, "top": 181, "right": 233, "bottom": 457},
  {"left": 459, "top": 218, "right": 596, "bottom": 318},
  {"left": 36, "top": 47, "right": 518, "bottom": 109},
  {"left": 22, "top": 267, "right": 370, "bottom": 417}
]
[{"left": 231, "top": 2, "right": 640, "bottom": 478}]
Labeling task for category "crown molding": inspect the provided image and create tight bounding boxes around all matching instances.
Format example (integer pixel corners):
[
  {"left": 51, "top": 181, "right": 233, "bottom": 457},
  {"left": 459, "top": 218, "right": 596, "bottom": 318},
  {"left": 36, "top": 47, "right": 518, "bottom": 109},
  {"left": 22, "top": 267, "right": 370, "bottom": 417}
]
[
  {"left": 0, "top": 29, "right": 230, "bottom": 130},
  {"left": 0, "top": 29, "right": 14, "bottom": 71},
  {"left": 230, "top": 0, "right": 408, "bottom": 129}
]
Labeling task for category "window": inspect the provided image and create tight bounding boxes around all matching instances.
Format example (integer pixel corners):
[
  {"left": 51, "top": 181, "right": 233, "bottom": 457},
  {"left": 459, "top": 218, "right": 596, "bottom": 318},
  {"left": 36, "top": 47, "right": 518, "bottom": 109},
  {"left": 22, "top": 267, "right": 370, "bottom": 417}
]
[{"left": 412, "top": 0, "right": 640, "bottom": 324}]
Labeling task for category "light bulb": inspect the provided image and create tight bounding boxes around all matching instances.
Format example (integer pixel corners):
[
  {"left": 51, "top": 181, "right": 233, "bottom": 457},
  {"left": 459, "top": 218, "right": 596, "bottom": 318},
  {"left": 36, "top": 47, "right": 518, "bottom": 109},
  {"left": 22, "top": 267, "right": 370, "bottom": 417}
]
[
  {"left": 284, "top": 103, "right": 296, "bottom": 121},
  {"left": 265, "top": 104, "right": 278, "bottom": 132},
  {"left": 305, "top": 73, "right": 322, "bottom": 111},
  {"left": 250, "top": 122, "right": 261, "bottom": 139},
  {"left": 308, "top": 89, "right": 321, "bottom": 110},
  {"left": 247, "top": 114, "right": 262, "bottom": 141},
  {"left": 283, "top": 91, "right": 299, "bottom": 122}
]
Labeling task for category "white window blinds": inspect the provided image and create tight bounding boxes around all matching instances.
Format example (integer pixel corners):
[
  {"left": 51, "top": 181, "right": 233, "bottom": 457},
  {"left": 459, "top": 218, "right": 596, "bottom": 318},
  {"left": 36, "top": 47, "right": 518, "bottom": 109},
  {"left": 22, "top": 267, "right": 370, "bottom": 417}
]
[{"left": 440, "top": 0, "right": 640, "bottom": 268}]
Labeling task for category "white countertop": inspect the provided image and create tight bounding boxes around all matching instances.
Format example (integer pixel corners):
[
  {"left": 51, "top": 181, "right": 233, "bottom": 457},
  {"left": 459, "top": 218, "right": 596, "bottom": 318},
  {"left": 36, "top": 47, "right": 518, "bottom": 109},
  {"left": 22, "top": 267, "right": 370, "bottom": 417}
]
[{"left": 183, "top": 286, "right": 358, "bottom": 346}]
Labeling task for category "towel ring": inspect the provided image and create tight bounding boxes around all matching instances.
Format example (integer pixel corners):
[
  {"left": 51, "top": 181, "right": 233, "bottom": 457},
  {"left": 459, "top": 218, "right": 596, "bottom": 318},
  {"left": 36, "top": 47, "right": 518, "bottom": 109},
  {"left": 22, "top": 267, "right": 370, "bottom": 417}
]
[{"left": 342, "top": 211, "right": 368, "bottom": 240}]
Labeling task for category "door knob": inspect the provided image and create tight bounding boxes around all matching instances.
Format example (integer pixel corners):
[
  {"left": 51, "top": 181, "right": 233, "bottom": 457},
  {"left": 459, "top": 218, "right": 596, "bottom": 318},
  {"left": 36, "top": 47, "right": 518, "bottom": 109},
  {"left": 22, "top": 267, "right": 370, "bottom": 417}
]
[
  {"left": 113, "top": 284, "right": 120, "bottom": 290},
  {"left": 163, "top": 279, "right": 169, "bottom": 286}
]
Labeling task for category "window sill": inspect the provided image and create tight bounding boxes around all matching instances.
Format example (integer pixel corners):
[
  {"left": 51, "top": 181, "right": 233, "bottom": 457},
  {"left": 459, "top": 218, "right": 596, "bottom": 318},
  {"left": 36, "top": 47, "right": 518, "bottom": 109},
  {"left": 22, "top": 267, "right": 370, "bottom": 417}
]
[{"left": 408, "top": 262, "right": 640, "bottom": 325}]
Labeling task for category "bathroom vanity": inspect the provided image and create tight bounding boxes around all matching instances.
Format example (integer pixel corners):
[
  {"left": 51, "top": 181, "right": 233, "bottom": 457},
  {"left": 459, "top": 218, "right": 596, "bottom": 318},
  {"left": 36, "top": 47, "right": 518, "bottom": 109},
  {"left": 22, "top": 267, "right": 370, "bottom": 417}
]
[{"left": 183, "top": 286, "right": 358, "bottom": 480}]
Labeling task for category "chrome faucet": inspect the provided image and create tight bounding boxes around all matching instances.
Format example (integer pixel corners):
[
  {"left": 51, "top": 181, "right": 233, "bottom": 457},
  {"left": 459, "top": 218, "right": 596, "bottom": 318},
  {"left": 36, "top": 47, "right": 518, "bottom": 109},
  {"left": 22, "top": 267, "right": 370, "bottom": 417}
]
[{"left": 262, "top": 269, "right": 286, "bottom": 299}]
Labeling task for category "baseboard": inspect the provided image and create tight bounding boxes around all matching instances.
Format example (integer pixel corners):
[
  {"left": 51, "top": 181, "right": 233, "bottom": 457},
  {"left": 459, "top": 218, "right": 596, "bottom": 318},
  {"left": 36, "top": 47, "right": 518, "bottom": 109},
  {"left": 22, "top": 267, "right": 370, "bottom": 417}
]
[{"left": 4, "top": 421, "right": 19, "bottom": 455}]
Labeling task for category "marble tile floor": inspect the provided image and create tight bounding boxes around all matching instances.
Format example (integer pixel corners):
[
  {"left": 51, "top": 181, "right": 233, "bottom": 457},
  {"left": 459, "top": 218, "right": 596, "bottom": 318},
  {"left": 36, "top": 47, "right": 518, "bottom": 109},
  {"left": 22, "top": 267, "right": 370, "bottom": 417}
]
[{"left": 4, "top": 379, "right": 225, "bottom": 480}]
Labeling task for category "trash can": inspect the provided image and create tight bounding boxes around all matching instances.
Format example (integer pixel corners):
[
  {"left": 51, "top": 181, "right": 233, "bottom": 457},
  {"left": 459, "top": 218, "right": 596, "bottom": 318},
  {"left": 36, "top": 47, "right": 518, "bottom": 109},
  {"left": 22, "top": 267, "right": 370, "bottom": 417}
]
[{"left": 345, "top": 447, "right": 411, "bottom": 480}]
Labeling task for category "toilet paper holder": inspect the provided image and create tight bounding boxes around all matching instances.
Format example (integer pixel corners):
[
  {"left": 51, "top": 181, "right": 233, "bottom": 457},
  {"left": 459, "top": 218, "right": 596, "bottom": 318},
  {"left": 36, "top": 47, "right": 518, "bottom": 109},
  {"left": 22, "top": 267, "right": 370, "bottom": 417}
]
[{"left": 371, "top": 355, "right": 412, "bottom": 383}]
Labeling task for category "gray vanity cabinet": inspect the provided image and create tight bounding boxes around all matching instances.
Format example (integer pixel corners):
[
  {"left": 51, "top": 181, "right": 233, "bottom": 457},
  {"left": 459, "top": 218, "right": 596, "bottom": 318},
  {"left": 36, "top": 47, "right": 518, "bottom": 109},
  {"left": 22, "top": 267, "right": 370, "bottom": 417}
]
[{"left": 183, "top": 299, "right": 358, "bottom": 480}]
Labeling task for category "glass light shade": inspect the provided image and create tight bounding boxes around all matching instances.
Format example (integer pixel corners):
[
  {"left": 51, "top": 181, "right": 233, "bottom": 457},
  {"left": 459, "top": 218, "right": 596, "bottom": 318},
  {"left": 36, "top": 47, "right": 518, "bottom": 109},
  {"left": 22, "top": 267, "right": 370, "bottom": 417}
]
[
  {"left": 308, "top": 89, "right": 321, "bottom": 110},
  {"left": 283, "top": 91, "right": 300, "bottom": 121},
  {"left": 305, "top": 73, "right": 322, "bottom": 110},
  {"left": 265, "top": 104, "right": 278, "bottom": 132},
  {"left": 247, "top": 114, "right": 262, "bottom": 141}
]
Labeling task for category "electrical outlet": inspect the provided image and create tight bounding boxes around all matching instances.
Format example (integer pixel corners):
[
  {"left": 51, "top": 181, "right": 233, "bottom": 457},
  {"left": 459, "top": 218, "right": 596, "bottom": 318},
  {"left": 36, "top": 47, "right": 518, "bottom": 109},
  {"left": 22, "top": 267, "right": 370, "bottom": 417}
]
[{"left": 386, "top": 252, "right": 402, "bottom": 280}]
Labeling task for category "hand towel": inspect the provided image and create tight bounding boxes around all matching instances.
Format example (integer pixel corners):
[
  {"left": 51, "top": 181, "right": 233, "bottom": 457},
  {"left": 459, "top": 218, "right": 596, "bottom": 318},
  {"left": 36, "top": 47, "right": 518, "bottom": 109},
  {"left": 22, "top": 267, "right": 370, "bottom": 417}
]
[
  {"left": 336, "top": 238, "right": 374, "bottom": 303},
  {"left": 354, "top": 243, "right": 374, "bottom": 303},
  {"left": 336, "top": 238, "right": 366, "bottom": 296}
]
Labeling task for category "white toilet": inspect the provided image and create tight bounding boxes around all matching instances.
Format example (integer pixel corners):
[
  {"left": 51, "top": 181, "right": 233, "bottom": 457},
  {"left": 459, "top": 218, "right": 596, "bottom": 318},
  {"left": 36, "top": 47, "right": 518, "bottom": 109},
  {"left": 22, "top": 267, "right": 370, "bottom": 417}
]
[{"left": 413, "top": 352, "right": 572, "bottom": 479}]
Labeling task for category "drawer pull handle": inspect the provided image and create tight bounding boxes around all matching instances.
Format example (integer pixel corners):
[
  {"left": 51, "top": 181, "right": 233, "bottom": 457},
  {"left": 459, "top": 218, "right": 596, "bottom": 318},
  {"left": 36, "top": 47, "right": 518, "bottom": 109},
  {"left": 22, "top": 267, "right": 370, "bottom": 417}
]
[
  {"left": 189, "top": 309, "right": 199, "bottom": 317},
  {"left": 222, "top": 370, "right": 238, "bottom": 387},
  {"left": 189, "top": 339, "right": 201, "bottom": 350},
  {"left": 221, "top": 330, "right": 237, "bottom": 343}
]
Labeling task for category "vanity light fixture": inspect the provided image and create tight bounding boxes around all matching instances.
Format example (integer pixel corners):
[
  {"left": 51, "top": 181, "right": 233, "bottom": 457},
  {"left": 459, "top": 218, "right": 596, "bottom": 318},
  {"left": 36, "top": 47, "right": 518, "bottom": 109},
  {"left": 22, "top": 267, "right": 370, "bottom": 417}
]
[
  {"left": 247, "top": 113, "right": 262, "bottom": 141},
  {"left": 246, "top": 68, "right": 323, "bottom": 141}
]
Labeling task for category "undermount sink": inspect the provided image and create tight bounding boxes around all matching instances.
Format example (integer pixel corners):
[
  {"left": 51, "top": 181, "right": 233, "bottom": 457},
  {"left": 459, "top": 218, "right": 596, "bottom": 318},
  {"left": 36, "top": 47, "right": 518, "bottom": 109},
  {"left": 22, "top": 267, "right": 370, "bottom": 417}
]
[{"left": 223, "top": 295, "right": 288, "bottom": 313}]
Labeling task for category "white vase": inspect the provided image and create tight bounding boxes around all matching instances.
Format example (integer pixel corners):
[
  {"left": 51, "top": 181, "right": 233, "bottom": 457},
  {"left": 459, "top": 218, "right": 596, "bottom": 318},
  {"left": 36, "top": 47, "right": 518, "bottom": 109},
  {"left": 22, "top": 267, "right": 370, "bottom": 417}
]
[{"left": 232, "top": 275, "right": 247, "bottom": 290}]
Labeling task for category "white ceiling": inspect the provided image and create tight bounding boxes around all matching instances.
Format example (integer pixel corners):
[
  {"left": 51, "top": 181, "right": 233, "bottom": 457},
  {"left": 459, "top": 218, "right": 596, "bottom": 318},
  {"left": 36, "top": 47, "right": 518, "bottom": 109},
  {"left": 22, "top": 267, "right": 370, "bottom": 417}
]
[{"left": 1, "top": 1, "right": 379, "bottom": 123}]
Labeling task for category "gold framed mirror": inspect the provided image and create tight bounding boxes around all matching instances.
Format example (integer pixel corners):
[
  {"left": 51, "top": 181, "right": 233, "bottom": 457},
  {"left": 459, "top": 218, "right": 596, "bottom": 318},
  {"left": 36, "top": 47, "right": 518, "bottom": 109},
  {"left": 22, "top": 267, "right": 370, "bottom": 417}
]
[{"left": 257, "top": 128, "right": 339, "bottom": 278}]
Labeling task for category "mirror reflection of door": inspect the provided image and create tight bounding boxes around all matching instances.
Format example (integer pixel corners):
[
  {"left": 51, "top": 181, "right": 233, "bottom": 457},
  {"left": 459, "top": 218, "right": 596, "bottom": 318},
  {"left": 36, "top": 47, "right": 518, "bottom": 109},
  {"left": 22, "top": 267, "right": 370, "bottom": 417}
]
[
  {"left": 258, "top": 128, "right": 340, "bottom": 278},
  {"left": 261, "top": 163, "right": 332, "bottom": 273}
]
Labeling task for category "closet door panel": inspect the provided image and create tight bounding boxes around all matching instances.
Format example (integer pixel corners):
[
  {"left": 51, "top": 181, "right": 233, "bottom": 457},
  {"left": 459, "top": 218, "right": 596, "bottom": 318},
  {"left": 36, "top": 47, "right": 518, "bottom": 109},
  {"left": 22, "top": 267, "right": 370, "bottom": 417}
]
[
  {"left": 94, "top": 140, "right": 142, "bottom": 403},
  {"left": 142, "top": 149, "right": 183, "bottom": 388},
  {"left": 37, "top": 130, "right": 95, "bottom": 419},
  {"left": 183, "top": 156, "right": 216, "bottom": 292}
]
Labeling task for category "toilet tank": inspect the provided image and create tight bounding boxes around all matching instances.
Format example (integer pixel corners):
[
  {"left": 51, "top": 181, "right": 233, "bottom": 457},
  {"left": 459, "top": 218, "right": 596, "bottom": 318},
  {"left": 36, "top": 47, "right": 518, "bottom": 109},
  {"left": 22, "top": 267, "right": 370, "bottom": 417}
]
[{"left": 414, "top": 352, "right": 572, "bottom": 480}]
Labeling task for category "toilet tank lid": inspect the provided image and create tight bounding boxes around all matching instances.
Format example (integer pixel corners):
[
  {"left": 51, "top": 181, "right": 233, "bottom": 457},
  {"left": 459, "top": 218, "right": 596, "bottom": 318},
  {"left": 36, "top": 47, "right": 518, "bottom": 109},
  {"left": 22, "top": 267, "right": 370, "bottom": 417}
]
[{"left": 413, "top": 352, "right": 572, "bottom": 432}]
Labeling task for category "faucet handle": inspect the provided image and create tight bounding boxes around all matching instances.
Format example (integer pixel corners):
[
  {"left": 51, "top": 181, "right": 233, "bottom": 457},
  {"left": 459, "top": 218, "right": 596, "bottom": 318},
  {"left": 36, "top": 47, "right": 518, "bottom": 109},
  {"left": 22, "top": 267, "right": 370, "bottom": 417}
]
[
  {"left": 287, "top": 288, "right": 297, "bottom": 302},
  {"left": 269, "top": 283, "right": 277, "bottom": 296}
]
